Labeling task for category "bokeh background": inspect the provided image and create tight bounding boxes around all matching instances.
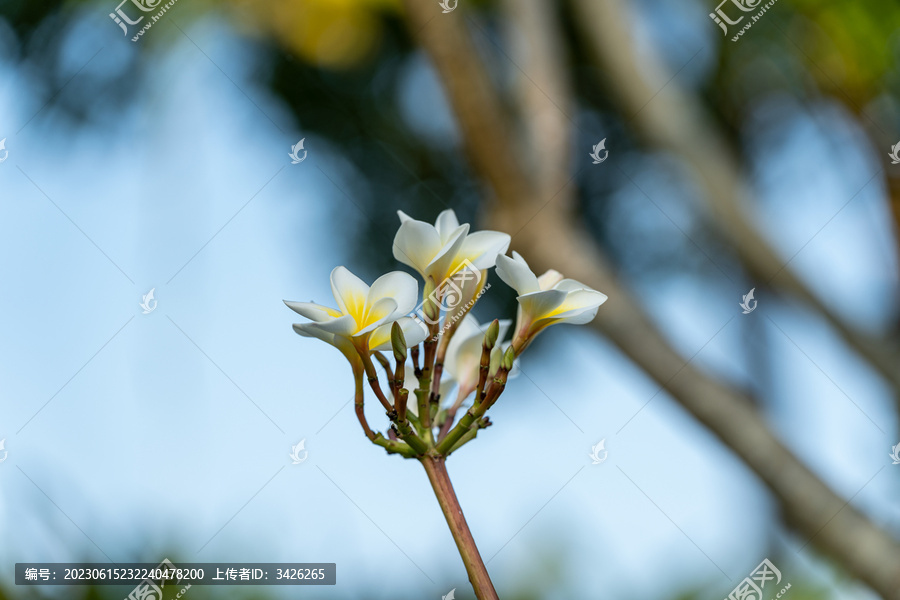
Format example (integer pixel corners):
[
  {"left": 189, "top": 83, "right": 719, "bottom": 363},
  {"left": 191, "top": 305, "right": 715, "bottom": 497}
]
[{"left": 1, "top": 0, "right": 899, "bottom": 598}]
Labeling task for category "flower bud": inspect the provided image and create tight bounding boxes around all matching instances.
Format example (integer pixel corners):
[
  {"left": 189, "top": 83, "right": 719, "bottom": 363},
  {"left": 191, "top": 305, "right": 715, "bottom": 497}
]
[
  {"left": 501, "top": 346, "right": 515, "bottom": 371},
  {"left": 483, "top": 319, "right": 500, "bottom": 350},
  {"left": 423, "top": 300, "right": 440, "bottom": 324},
  {"left": 391, "top": 321, "right": 407, "bottom": 363},
  {"left": 488, "top": 346, "right": 502, "bottom": 377}
]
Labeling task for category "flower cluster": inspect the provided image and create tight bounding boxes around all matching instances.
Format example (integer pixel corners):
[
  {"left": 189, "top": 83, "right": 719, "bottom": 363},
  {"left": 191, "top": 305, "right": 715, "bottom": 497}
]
[{"left": 285, "top": 209, "right": 608, "bottom": 457}]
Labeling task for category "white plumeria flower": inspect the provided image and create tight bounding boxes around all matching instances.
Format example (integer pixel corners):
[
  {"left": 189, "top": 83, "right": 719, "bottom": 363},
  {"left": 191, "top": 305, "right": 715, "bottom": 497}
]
[
  {"left": 285, "top": 266, "right": 427, "bottom": 358},
  {"left": 495, "top": 251, "right": 607, "bottom": 348},
  {"left": 392, "top": 209, "right": 511, "bottom": 285},
  {"left": 444, "top": 314, "right": 511, "bottom": 401}
]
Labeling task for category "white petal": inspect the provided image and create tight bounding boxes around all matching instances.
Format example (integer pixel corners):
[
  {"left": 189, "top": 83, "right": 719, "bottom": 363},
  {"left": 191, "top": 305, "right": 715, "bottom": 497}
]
[
  {"left": 536, "top": 269, "right": 565, "bottom": 290},
  {"left": 444, "top": 314, "right": 490, "bottom": 366},
  {"left": 314, "top": 313, "right": 359, "bottom": 336},
  {"left": 283, "top": 300, "right": 341, "bottom": 322},
  {"left": 495, "top": 253, "right": 540, "bottom": 295},
  {"left": 451, "top": 313, "right": 481, "bottom": 342},
  {"left": 398, "top": 316, "right": 430, "bottom": 347},
  {"left": 459, "top": 231, "right": 511, "bottom": 270},
  {"left": 330, "top": 266, "right": 369, "bottom": 318},
  {"left": 435, "top": 209, "right": 461, "bottom": 241},
  {"left": 368, "top": 271, "right": 419, "bottom": 316},
  {"left": 369, "top": 317, "right": 429, "bottom": 352},
  {"left": 444, "top": 316, "right": 511, "bottom": 389},
  {"left": 552, "top": 305, "right": 601, "bottom": 325},
  {"left": 444, "top": 315, "right": 481, "bottom": 372},
  {"left": 393, "top": 218, "right": 443, "bottom": 276},
  {"left": 368, "top": 324, "right": 392, "bottom": 352},
  {"left": 445, "top": 333, "right": 483, "bottom": 390},
  {"left": 543, "top": 289, "right": 608, "bottom": 324},
  {"left": 293, "top": 322, "right": 344, "bottom": 349},
  {"left": 293, "top": 323, "right": 358, "bottom": 363},
  {"left": 517, "top": 289, "right": 568, "bottom": 321},
  {"left": 357, "top": 297, "right": 398, "bottom": 335},
  {"left": 397, "top": 210, "right": 414, "bottom": 223},
  {"left": 292, "top": 322, "right": 333, "bottom": 341},
  {"left": 424, "top": 223, "right": 469, "bottom": 281},
  {"left": 553, "top": 278, "right": 598, "bottom": 293}
]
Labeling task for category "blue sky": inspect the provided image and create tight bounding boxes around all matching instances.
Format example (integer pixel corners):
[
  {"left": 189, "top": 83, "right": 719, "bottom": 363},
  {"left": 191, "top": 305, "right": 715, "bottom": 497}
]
[{"left": 0, "top": 6, "right": 898, "bottom": 600}]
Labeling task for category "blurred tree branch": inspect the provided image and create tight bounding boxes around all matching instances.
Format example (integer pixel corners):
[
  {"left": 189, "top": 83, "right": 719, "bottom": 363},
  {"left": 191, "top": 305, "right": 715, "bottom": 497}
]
[
  {"left": 569, "top": 0, "right": 900, "bottom": 396},
  {"left": 505, "top": 204, "right": 900, "bottom": 600},
  {"left": 401, "top": 1, "right": 900, "bottom": 597},
  {"left": 500, "top": 0, "right": 573, "bottom": 201},
  {"left": 401, "top": 2, "right": 533, "bottom": 209}
]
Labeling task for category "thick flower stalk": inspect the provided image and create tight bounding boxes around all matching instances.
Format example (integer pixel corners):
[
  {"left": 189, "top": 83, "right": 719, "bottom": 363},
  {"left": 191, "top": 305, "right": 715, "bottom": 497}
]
[{"left": 285, "top": 210, "right": 606, "bottom": 600}]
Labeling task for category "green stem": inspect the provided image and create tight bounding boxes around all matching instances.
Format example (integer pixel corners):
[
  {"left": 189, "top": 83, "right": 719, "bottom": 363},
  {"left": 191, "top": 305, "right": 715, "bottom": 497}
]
[
  {"left": 353, "top": 369, "right": 377, "bottom": 441},
  {"left": 358, "top": 350, "right": 395, "bottom": 414},
  {"left": 436, "top": 377, "right": 505, "bottom": 455},
  {"left": 395, "top": 417, "right": 429, "bottom": 455},
  {"left": 357, "top": 344, "right": 428, "bottom": 455},
  {"left": 371, "top": 434, "right": 417, "bottom": 457},
  {"left": 420, "top": 456, "right": 499, "bottom": 600},
  {"left": 416, "top": 322, "right": 439, "bottom": 442},
  {"left": 445, "top": 425, "right": 482, "bottom": 455},
  {"left": 436, "top": 409, "right": 479, "bottom": 455}
]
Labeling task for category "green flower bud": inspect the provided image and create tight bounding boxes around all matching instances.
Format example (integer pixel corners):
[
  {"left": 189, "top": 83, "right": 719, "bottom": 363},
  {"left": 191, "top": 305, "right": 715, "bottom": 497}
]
[
  {"left": 488, "top": 346, "right": 502, "bottom": 377},
  {"left": 483, "top": 319, "right": 500, "bottom": 350},
  {"left": 391, "top": 322, "right": 407, "bottom": 363},
  {"left": 502, "top": 346, "right": 515, "bottom": 371}
]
